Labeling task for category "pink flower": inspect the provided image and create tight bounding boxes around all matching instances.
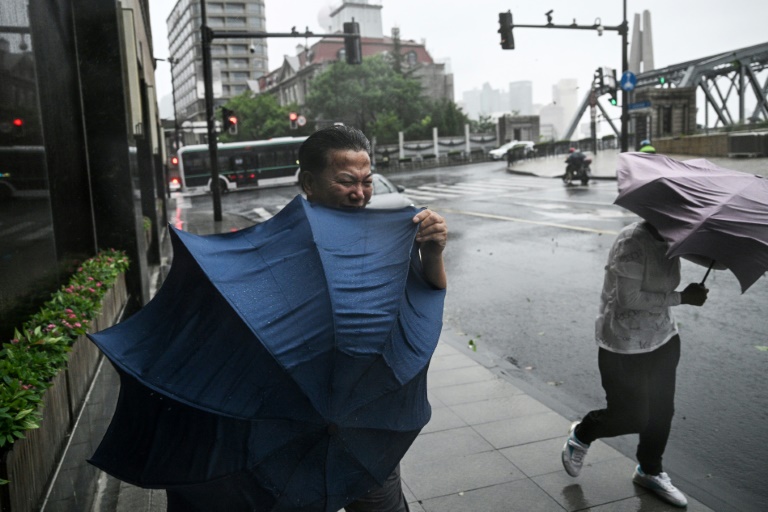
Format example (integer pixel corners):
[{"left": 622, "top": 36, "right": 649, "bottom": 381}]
[
  {"left": 74, "top": 322, "right": 82, "bottom": 328},
  {"left": 46, "top": 323, "right": 56, "bottom": 331},
  {"left": 65, "top": 308, "right": 73, "bottom": 313},
  {"left": 68, "top": 314, "right": 77, "bottom": 319},
  {"left": 11, "top": 338, "right": 19, "bottom": 344},
  {"left": 87, "top": 276, "right": 94, "bottom": 281},
  {"left": 88, "top": 287, "right": 96, "bottom": 293},
  {"left": 96, "top": 282, "right": 102, "bottom": 287}
]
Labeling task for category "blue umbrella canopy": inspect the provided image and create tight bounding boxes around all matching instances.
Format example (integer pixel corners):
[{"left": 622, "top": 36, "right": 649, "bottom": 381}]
[{"left": 88, "top": 195, "right": 445, "bottom": 511}]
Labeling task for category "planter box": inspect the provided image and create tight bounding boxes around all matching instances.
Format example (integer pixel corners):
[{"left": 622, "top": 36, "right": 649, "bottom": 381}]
[{"left": 0, "top": 274, "right": 127, "bottom": 512}]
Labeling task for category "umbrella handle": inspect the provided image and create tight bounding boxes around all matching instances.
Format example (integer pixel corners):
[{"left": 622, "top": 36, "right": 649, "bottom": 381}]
[{"left": 700, "top": 260, "right": 716, "bottom": 286}]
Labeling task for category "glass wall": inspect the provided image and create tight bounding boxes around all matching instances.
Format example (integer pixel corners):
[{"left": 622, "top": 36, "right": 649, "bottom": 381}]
[{"left": 0, "top": 0, "right": 58, "bottom": 340}]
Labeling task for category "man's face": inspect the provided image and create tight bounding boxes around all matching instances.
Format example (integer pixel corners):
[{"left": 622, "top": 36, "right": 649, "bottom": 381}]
[{"left": 304, "top": 149, "right": 373, "bottom": 208}]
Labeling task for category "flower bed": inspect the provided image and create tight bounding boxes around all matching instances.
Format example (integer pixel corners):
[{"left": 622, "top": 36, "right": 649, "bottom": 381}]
[{"left": 0, "top": 249, "right": 129, "bottom": 511}]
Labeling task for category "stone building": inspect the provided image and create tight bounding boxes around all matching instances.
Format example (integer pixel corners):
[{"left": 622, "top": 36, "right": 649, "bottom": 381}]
[{"left": 630, "top": 87, "right": 697, "bottom": 146}]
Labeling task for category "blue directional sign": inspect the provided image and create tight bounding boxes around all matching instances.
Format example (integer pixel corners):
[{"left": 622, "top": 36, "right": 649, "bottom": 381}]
[
  {"left": 628, "top": 100, "right": 651, "bottom": 111},
  {"left": 621, "top": 71, "right": 637, "bottom": 92}
]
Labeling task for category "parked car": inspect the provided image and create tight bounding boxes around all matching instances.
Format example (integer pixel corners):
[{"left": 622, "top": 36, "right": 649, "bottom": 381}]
[
  {"left": 489, "top": 141, "right": 519, "bottom": 160},
  {"left": 367, "top": 174, "right": 414, "bottom": 209}
]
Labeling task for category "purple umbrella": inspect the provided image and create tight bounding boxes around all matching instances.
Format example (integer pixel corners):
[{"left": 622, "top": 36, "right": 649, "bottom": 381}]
[{"left": 615, "top": 152, "right": 768, "bottom": 293}]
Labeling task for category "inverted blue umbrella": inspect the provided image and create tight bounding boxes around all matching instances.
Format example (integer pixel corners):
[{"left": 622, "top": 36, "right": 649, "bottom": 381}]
[{"left": 88, "top": 195, "right": 445, "bottom": 511}]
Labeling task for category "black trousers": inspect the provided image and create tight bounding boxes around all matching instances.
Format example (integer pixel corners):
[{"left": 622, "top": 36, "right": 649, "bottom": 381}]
[{"left": 575, "top": 335, "right": 681, "bottom": 475}]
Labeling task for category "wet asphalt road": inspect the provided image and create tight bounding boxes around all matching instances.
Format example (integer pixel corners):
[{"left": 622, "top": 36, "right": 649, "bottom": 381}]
[{"left": 179, "top": 155, "right": 768, "bottom": 511}]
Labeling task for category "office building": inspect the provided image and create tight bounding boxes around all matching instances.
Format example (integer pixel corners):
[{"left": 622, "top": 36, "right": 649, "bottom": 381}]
[{"left": 166, "top": 0, "right": 268, "bottom": 143}]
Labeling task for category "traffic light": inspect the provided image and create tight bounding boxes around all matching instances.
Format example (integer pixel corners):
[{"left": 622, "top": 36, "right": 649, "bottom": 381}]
[
  {"left": 608, "top": 89, "right": 618, "bottom": 106},
  {"left": 498, "top": 11, "right": 514, "bottom": 50},
  {"left": 289, "top": 112, "right": 299, "bottom": 130},
  {"left": 594, "top": 67, "right": 604, "bottom": 91},
  {"left": 658, "top": 76, "right": 666, "bottom": 85},
  {"left": 12, "top": 117, "right": 24, "bottom": 137},
  {"left": 343, "top": 21, "right": 362, "bottom": 65},
  {"left": 170, "top": 155, "right": 179, "bottom": 167},
  {"left": 222, "top": 107, "right": 238, "bottom": 134}
]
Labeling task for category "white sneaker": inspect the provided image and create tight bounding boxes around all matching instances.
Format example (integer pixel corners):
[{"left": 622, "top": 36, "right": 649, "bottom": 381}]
[
  {"left": 561, "top": 421, "right": 590, "bottom": 477},
  {"left": 632, "top": 465, "right": 688, "bottom": 507}
]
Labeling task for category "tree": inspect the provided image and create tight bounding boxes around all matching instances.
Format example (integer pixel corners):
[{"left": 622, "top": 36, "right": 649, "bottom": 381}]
[
  {"left": 305, "top": 55, "right": 425, "bottom": 143},
  {"left": 217, "top": 91, "right": 311, "bottom": 142},
  {"left": 469, "top": 115, "right": 496, "bottom": 134}
]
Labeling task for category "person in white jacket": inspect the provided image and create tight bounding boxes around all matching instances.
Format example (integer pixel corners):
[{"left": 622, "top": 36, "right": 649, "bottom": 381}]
[{"left": 561, "top": 220, "right": 708, "bottom": 508}]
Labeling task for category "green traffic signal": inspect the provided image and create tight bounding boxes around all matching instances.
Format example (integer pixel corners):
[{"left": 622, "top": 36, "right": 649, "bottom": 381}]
[
  {"left": 659, "top": 76, "right": 666, "bottom": 85},
  {"left": 610, "top": 97, "right": 618, "bottom": 106}
]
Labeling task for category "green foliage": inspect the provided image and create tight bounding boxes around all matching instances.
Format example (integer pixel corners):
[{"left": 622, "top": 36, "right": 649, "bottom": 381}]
[
  {"left": 305, "top": 54, "right": 468, "bottom": 144},
  {"left": 218, "top": 91, "right": 312, "bottom": 142},
  {"left": 0, "top": 250, "right": 129, "bottom": 455},
  {"left": 469, "top": 115, "right": 496, "bottom": 134}
]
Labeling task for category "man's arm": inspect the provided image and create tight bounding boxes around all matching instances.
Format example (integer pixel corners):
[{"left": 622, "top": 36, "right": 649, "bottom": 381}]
[{"left": 413, "top": 209, "right": 447, "bottom": 289}]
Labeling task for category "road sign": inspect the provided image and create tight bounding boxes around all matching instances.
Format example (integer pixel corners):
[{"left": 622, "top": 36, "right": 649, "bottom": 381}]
[
  {"left": 620, "top": 71, "right": 637, "bottom": 92},
  {"left": 297, "top": 115, "right": 307, "bottom": 127},
  {"left": 628, "top": 100, "right": 652, "bottom": 111}
]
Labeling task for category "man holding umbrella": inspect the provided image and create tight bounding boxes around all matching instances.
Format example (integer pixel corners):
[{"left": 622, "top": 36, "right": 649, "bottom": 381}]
[
  {"left": 299, "top": 124, "right": 447, "bottom": 512},
  {"left": 561, "top": 219, "right": 708, "bottom": 508}
]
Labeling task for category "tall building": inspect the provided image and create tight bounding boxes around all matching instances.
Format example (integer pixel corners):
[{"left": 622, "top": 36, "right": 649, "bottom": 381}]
[
  {"left": 550, "top": 78, "right": 579, "bottom": 138},
  {"left": 166, "top": 0, "right": 268, "bottom": 142},
  {"left": 461, "top": 83, "right": 505, "bottom": 119},
  {"left": 508, "top": 81, "right": 532, "bottom": 115}
]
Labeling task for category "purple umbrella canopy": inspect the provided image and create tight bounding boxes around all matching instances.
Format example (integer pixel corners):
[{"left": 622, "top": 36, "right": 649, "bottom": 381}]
[{"left": 615, "top": 152, "right": 768, "bottom": 293}]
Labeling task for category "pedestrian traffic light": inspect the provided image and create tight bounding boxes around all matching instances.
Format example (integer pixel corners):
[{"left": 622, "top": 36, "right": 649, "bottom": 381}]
[
  {"left": 289, "top": 112, "right": 299, "bottom": 130},
  {"left": 343, "top": 21, "right": 362, "bottom": 65},
  {"left": 170, "top": 155, "right": 179, "bottom": 167},
  {"left": 658, "top": 76, "right": 666, "bottom": 85},
  {"left": 222, "top": 107, "right": 238, "bottom": 134},
  {"left": 498, "top": 11, "right": 514, "bottom": 50}
]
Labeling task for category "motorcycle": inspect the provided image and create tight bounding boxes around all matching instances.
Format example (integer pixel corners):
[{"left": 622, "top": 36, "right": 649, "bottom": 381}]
[{"left": 562, "top": 157, "right": 592, "bottom": 186}]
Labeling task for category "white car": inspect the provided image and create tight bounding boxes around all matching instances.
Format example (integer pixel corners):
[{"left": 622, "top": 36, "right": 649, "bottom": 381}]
[
  {"left": 489, "top": 141, "right": 519, "bottom": 160},
  {"left": 367, "top": 174, "right": 414, "bottom": 209}
]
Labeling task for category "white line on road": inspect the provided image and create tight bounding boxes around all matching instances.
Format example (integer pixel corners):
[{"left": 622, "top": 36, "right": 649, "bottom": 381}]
[
  {"left": 439, "top": 208, "right": 620, "bottom": 235},
  {"left": 253, "top": 207, "right": 273, "bottom": 220}
]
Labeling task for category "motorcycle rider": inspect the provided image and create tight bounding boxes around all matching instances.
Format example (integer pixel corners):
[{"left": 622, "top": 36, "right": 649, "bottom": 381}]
[{"left": 566, "top": 147, "right": 587, "bottom": 168}]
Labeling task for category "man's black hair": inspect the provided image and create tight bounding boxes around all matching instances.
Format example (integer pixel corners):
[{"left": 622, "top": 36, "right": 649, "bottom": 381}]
[{"left": 298, "top": 125, "right": 371, "bottom": 176}]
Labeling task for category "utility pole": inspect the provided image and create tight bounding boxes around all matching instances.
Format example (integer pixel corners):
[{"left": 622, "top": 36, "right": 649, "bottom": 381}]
[
  {"left": 199, "top": 0, "right": 362, "bottom": 221},
  {"left": 498, "top": 1, "right": 630, "bottom": 151}
]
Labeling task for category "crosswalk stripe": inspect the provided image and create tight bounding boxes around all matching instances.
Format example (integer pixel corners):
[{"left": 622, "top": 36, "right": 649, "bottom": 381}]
[
  {"left": 402, "top": 189, "right": 438, "bottom": 201},
  {"left": 253, "top": 207, "right": 273, "bottom": 220},
  {"left": 411, "top": 185, "right": 463, "bottom": 197}
]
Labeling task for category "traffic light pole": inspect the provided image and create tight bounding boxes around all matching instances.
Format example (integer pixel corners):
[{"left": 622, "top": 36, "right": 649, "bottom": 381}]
[
  {"left": 501, "top": 0, "right": 630, "bottom": 152},
  {"left": 199, "top": 0, "right": 362, "bottom": 221}
]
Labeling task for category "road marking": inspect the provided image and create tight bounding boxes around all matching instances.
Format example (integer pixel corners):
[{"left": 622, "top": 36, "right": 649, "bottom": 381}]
[
  {"left": 253, "top": 207, "right": 273, "bottom": 220},
  {"left": 412, "top": 185, "right": 463, "bottom": 197},
  {"left": 402, "top": 189, "right": 438, "bottom": 201},
  {"left": 439, "top": 208, "right": 620, "bottom": 235}
]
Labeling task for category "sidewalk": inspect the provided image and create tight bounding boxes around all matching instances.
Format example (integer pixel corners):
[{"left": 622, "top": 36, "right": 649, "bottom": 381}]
[
  {"left": 507, "top": 149, "right": 768, "bottom": 180},
  {"left": 71, "top": 202, "right": 718, "bottom": 512}
]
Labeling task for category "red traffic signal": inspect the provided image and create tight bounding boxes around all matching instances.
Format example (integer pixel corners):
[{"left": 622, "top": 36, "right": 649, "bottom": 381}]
[
  {"left": 170, "top": 156, "right": 179, "bottom": 166},
  {"left": 12, "top": 118, "right": 23, "bottom": 127},
  {"left": 289, "top": 112, "right": 299, "bottom": 130}
]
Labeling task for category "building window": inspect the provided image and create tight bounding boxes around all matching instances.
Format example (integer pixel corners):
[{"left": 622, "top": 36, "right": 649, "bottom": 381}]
[
  {"left": 225, "top": 3, "right": 246, "bottom": 14},
  {"left": 229, "top": 58, "right": 248, "bottom": 68},
  {"left": 229, "top": 44, "right": 248, "bottom": 54},
  {"left": 405, "top": 51, "right": 417, "bottom": 66},
  {"left": 337, "top": 48, "right": 346, "bottom": 61}
]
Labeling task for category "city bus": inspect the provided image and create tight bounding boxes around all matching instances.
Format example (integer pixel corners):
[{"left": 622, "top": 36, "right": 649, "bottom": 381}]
[{"left": 175, "top": 136, "right": 308, "bottom": 194}]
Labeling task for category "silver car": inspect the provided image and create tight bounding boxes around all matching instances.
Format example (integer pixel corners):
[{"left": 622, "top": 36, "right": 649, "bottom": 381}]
[{"left": 367, "top": 174, "right": 414, "bottom": 209}]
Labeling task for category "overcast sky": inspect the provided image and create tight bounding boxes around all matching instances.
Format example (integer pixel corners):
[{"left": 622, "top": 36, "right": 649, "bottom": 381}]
[{"left": 150, "top": 0, "right": 767, "bottom": 117}]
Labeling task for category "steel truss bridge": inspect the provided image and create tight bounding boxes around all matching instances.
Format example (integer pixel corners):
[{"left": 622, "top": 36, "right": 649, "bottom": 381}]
[{"left": 565, "top": 41, "right": 768, "bottom": 139}]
